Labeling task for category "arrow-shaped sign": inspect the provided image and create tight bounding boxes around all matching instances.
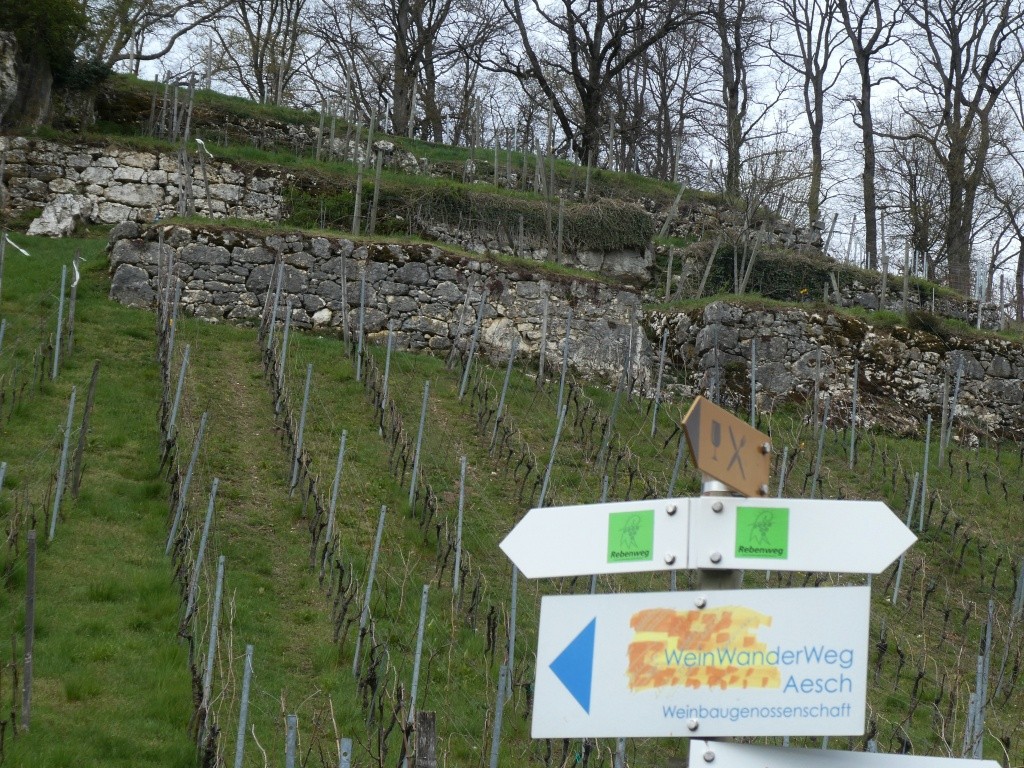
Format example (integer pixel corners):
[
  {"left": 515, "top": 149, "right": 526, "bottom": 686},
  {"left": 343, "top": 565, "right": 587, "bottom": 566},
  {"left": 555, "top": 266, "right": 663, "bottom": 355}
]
[
  {"left": 689, "top": 497, "right": 916, "bottom": 574},
  {"left": 683, "top": 396, "right": 772, "bottom": 497},
  {"left": 501, "top": 496, "right": 915, "bottom": 578},
  {"left": 499, "top": 499, "right": 689, "bottom": 579},
  {"left": 689, "top": 741, "right": 1000, "bottom": 768}
]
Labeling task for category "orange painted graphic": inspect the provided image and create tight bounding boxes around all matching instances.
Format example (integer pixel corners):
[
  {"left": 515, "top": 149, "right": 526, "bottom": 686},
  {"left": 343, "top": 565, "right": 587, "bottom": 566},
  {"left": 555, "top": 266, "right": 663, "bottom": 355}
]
[{"left": 627, "top": 607, "right": 781, "bottom": 691}]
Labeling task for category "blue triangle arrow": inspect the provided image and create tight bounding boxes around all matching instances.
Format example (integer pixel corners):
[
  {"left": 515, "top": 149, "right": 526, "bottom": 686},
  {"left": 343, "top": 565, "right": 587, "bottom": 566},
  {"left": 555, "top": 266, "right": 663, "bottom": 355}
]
[{"left": 549, "top": 618, "right": 596, "bottom": 713}]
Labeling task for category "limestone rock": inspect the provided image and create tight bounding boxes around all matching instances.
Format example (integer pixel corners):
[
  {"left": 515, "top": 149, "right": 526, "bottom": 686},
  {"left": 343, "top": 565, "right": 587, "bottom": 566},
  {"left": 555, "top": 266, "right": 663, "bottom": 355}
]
[
  {"left": 110, "top": 264, "right": 155, "bottom": 306},
  {"left": 0, "top": 33, "right": 16, "bottom": 128},
  {"left": 27, "top": 194, "right": 97, "bottom": 237},
  {"left": 97, "top": 201, "right": 134, "bottom": 224},
  {"left": 109, "top": 221, "right": 142, "bottom": 242}
]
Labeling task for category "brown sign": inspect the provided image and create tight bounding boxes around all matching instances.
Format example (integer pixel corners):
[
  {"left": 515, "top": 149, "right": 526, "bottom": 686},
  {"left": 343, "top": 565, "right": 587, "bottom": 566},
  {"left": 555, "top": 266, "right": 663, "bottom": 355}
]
[{"left": 682, "top": 396, "right": 771, "bottom": 497}]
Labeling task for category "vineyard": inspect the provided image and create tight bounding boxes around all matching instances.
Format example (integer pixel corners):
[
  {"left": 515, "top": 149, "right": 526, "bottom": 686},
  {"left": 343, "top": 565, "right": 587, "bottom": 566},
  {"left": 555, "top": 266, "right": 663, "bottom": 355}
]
[{"left": 1, "top": 231, "right": 1024, "bottom": 768}]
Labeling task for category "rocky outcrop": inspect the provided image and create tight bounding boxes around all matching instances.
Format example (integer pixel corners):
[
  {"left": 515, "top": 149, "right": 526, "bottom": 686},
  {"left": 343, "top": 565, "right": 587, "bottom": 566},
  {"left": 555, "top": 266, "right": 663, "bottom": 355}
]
[
  {"left": 0, "top": 33, "right": 16, "bottom": 128},
  {"left": 107, "top": 224, "right": 651, "bottom": 386},
  {"left": 1, "top": 136, "right": 285, "bottom": 227}
]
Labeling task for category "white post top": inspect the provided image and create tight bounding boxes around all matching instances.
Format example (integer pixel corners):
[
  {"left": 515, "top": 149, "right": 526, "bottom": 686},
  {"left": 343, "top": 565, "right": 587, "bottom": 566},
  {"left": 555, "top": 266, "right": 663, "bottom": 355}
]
[{"left": 701, "top": 477, "right": 731, "bottom": 495}]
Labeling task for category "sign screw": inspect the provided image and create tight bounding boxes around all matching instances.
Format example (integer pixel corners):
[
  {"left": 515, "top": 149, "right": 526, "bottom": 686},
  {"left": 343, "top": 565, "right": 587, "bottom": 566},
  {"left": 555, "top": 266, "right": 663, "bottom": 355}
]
[
  {"left": 687, "top": 719, "right": 699, "bottom": 732},
  {"left": 666, "top": 504, "right": 678, "bottom": 516},
  {"left": 664, "top": 553, "right": 677, "bottom": 565},
  {"left": 709, "top": 552, "right": 722, "bottom": 564},
  {"left": 703, "top": 751, "right": 716, "bottom": 763},
  {"left": 758, "top": 484, "right": 769, "bottom": 495},
  {"left": 761, "top": 442, "right": 772, "bottom": 454},
  {"left": 711, "top": 501, "right": 724, "bottom": 513},
  {"left": 694, "top": 597, "right": 707, "bottom": 609}
]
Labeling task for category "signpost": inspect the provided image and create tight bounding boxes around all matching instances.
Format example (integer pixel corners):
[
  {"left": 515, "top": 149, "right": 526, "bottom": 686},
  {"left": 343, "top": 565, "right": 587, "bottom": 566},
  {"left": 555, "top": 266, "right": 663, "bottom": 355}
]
[
  {"left": 500, "top": 499, "right": 688, "bottom": 579},
  {"left": 533, "top": 586, "right": 870, "bottom": 738},
  {"left": 500, "top": 498, "right": 915, "bottom": 579},
  {"left": 689, "top": 497, "right": 917, "bottom": 574},
  {"left": 683, "top": 396, "right": 771, "bottom": 497},
  {"left": 502, "top": 397, "right": 946, "bottom": 762},
  {"left": 689, "top": 741, "right": 1001, "bottom": 768}
]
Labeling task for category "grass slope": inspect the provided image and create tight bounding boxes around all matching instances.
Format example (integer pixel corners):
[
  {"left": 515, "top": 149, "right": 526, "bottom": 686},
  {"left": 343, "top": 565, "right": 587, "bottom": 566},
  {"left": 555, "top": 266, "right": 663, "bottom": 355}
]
[
  {"left": 0, "top": 234, "right": 193, "bottom": 767},
  {"left": 2, "top": 231, "right": 1024, "bottom": 767}
]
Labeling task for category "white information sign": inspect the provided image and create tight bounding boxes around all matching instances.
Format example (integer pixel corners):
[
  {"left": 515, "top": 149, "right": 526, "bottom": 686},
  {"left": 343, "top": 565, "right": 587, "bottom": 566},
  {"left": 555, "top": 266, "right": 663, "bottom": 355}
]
[
  {"left": 500, "top": 499, "right": 688, "bottom": 579},
  {"left": 501, "top": 497, "right": 915, "bottom": 580},
  {"left": 689, "top": 498, "right": 916, "bottom": 574},
  {"left": 533, "top": 586, "right": 870, "bottom": 738},
  {"left": 689, "top": 740, "right": 1000, "bottom": 768}
]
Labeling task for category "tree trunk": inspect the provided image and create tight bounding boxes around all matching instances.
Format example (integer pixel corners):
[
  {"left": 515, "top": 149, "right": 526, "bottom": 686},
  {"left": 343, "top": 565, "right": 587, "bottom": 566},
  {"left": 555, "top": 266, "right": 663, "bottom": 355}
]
[
  {"left": 10, "top": 47, "right": 52, "bottom": 129},
  {"left": 808, "top": 120, "right": 822, "bottom": 227},
  {"left": 420, "top": 58, "right": 443, "bottom": 142},
  {"left": 578, "top": 93, "right": 603, "bottom": 170},
  {"left": 1016, "top": 233, "right": 1023, "bottom": 322},
  {"left": 392, "top": 64, "right": 415, "bottom": 138},
  {"left": 724, "top": 90, "right": 741, "bottom": 197},
  {"left": 945, "top": 144, "right": 971, "bottom": 295},
  {"left": 717, "top": 0, "right": 743, "bottom": 198},
  {"left": 807, "top": 76, "right": 826, "bottom": 227},
  {"left": 858, "top": 63, "right": 878, "bottom": 270},
  {"left": 0, "top": 32, "right": 17, "bottom": 128}
]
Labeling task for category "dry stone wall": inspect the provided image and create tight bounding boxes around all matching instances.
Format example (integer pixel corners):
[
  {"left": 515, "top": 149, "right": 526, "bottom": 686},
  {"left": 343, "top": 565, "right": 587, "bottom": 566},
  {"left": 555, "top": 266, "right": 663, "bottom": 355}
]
[
  {"left": 415, "top": 215, "right": 651, "bottom": 281},
  {"left": 104, "top": 223, "right": 1024, "bottom": 438},
  {"left": 0, "top": 136, "right": 285, "bottom": 233},
  {"left": 106, "top": 223, "right": 651, "bottom": 385},
  {"left": 657, "top": 199, "right": 826, "bottom": 252},
  {"left": 654, "top": 301, "right": 1024, "bottom": 438}
]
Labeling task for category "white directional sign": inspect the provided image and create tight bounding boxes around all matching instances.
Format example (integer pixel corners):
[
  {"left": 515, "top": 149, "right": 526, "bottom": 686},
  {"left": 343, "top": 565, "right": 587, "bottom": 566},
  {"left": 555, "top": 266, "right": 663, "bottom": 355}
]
[
  {"left": 689, "top": 497, "right": 917, "bottom": 575},
  {"left": 500, "top": 497, "right": 915, "bottom": 579},
  {"left": 533, "top": 586, "right": 870, "bottom": 738},
  {"left": 499, "top": 499, "right": 689, "bottom": 579},
  {"left": 689, "top": 741, "right": 1000, "bottom": 768}
]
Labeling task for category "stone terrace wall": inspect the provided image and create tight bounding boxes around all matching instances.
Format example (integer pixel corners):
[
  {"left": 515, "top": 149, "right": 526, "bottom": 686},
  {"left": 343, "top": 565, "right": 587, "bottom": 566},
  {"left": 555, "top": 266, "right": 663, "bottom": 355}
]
[
  {"left": 106, "top": 223, "right": 652, "bottom": 385},
  {"left": 104, "top": 221, "right": 1024, "bottom": 437},
  {"left": 654, "top": 302, "right": 1024, "bottom": 438},
  {"left": 0, "top": 136, "right": 285, "bottom": 231},
  {"left": 832, "top": 281, "right": 1003, "bottom": 331},
  {"left": 658, "top": 199, "right": 826, "bottom": 253},
  {"left": 415, "top": 215, "right": 651, "bottom": 282}
]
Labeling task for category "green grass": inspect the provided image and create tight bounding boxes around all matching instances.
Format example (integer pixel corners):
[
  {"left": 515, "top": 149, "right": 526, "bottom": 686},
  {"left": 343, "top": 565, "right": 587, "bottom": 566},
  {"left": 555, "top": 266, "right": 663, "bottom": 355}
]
[
  {"left": 99, "top": 74, "right": 321, "bottom": 128},
  {"left": 0, "top": 235, "right": 193, "bottom": 767}
]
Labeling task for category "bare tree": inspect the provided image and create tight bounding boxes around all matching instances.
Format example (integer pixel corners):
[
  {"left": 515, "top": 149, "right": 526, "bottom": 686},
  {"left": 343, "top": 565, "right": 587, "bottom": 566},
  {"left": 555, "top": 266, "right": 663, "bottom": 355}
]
[
  {"left": 770, "top": 0, "right": 844, "bottom": 226},
  {"left": 340, "top": 0, "right": 454, "bottom": 136},
  {"left": 878, "top": 123, "right": 948, "bottom": 282},
  {"left": 701, "top": 0, "right": 783, "bottom": 197},
  {"left": 311, "top": 0, "right": 390, "bottom": 118},
  {"left": 313, "top": 0, "right": 503, "bottom": 142},
  {"left": 432, "top": 0, "right": 509, "bottom": 143},
  {"left": 491, "top": 0, "right": 694, "bottom": 163},
  {"left": 216, "top": 0, "right": 315, "bottom": 104},
  {"left": 897, "top": 0, "right": 1024, "bottom": 294},
  {"left": 84, "top": 0, "right": 231, "bottom": 70},
  {"left": 836, "top": 0, "right": 899, "bottom": 270},
  {"left": 989, "top": 77, "right": 1024, "bottom": 319},
  {"left": 605, "top": 22, "right": 707, "bottom": 179}
]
